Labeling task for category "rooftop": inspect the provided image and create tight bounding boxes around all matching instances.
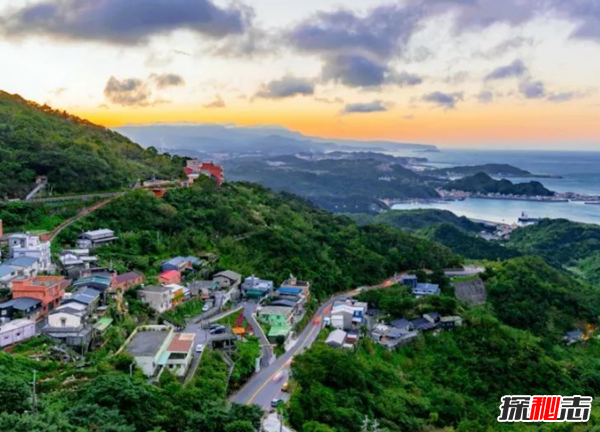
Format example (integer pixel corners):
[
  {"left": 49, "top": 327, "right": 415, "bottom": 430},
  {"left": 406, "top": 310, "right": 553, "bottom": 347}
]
[
  {"left": 259, "top": 306, "right": 294, "bottom": 316},
  {"left": 268, "top": 325, "right": 292, "bottom": 337},
  {"left": 139, "top": 285, "right": 171, "bottom": 294},
  {"left": 167, "top": 333, "right": 195, "bottom": 353},
  {"left": 214, "top": 270, "right": 242, "bottom": 281},
  {"left": 0, "top": 297, "right": 41, "bottom": 310},
  {"left": 159, "top": 270, "right": 180, "bottom": 278},
  {"left": 127, "top": 328, "right": 171, "bottom": 357},
  {"left": 0, "top": 265, "right": 17, "bottom": 278},
  {"left": 115, "top": 271, "right": 143, "bottom": 285},
  {"left": 0, "top": 318, "right": 35, "bottom": 332},
  {"left": 2, "top": 256, "right": 38, "bottom": 267}
]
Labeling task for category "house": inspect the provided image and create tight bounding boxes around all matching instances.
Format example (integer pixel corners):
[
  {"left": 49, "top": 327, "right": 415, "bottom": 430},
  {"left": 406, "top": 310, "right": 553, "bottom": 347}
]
[
  {"left": 564, "top": 329, "right": 585, "bottom": 344},
  {"left": 0, "top": 319, "right": 36, "bottom": 348},
  {"left": 0, "top": 297, "right": 42, "bottom": 321},
  {"left": 2, "top": 257, "right": 40, "bottom": 279},
  {"left": 257, "top": 306, "right": 294, "bottom": 327},
  {"left": 280, "top": 275, "right": 311, "bottom": 300},
  {"left": 412, "top": 283, "right": 440, "bottom": 298},
  {"left": 76, "top": 229, "right": 118, "bottom": 250},
  {"left": 400, "top": 275, "right": 418, "bottom": 289},
  {"left": 345, "top": 329, "right": 361, "bottom": 347},
  {"left": 424, "top": 312, "right": 441, "bottom": 324},
  {"left": 162, "top": 333, "right": 196, "bottom": 377},
  {"left": 267, "top": 325, "right": 293, "bottom": 344},
  {"left": 241, "top": 275, "right": 274, "bottom": 298},
  {"left": 58, "top": 249, "right": 98, "bottom": 279},
  {"left": 188, "top": 280, "right": 218, "bottom": 299},
  {"left": 113, "top": 271, "right": 145, "bottom": 292},
  {"left": 73, "top": 274, "right": 114, "bottom": 294},
  {"left": 269, "top": 299, "right": 298, "bottom": 309},
  {"left": 370, "top": 324, "right": 419, "bottom": 350},
  {"left": 390, "top": 319, "right": 413, "bottom": 331},
  {"left": 124, "top": 326, "right": 174, "bottom": 376},
  {"left": 185, "top": 159, "right": 225, "bottom": 186},
  {"left": 213, "top": 270, "right": 242, "bottom": 289},
  {"left": 158, "top": 270, "right": 181, "bottom": 286},
  {"left": 0, "top": 265, "right": 19, "bottom": 288},
  {"left": 326, "top": 329, "right": 347, "bottom": 349},
  {"left": 48, "top": 303, "right": 88, "bottom": 328},
  {"left": 8, "top": 234, "right": 53, "bottom": 272},
  {"left": 138, "top": 286, "right": 173, "bottom": 313},
  {"left": 330, "top": 299, "right": 368, "bottom": 330},
  {"left": 164, "top": 284, "right": 185, "bottom": 306},
  {"left": 43, "top": 302, "right": 93, "bottom": 350},
  {"left": 410, "top": 317, "right": 438, "bottom": 332},
  {"left": 440, "top": 316, "right": 463, "bottom": 330},
  {"left": 161, "top": 256, "right": 202, "bottom": 273},
  {"left": 12, "top": 276, "right": 69, "bottom": 319},
  {"left": 64, "top": 287, "right": 101, "bottom": 314}
]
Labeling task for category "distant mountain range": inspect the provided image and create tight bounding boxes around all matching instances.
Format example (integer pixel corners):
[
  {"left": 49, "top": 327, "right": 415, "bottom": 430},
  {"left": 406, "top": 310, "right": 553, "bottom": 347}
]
[{"left": 115, "top": 124, "right": 439, "bottom": 157}]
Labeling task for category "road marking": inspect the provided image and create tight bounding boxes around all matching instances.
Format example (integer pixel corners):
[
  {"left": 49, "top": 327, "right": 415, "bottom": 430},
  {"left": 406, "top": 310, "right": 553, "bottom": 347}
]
[{"left": 247, "top": 313, "right": 323, "bottom": 404}]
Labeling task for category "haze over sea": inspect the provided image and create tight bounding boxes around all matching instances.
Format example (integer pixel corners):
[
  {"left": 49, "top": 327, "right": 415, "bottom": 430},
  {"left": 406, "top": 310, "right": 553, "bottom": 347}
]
[{"left": 392, "top": 149, "right": 600, "bottom": 225}]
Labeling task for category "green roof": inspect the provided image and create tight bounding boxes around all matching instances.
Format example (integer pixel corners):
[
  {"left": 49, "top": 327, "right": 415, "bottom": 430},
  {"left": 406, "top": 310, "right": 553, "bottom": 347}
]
[
  {"left": 93, "top": 318, "right": 113, "bottom": 332},
  {"left": 268, "top": 326, "right": 292, "bottom": 337}
]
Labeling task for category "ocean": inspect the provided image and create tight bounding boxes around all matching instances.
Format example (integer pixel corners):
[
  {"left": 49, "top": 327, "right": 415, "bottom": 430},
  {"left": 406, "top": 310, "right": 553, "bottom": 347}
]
[{"left": 392, "top": 149, "right": 600, "bottom": 225}]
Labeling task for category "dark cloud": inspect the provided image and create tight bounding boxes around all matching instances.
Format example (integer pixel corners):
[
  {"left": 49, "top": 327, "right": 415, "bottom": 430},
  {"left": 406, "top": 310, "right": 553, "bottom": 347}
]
[
  {"left": 519, "top": 80, "right": 546, "bottom": 99},
  {"left": 478, "top": 90, "right": 494, "bottom": 103},
  {"left": 552, "top": 0, "right": 600, "bottom": 40},
  {"left": 476, "top": 37, "right": 535, "bottom": 59},
  {"left": 151, "top": 73, "right": 185, "bottom": 89},
  {"left": 204, "top": 95, "right": 226, "bottom": 108},
  {"left": 485, "top": 60, "right": 527, "bottom": 80},
  {"left": 0, "top": 0, "right": 252, "bottom": 45},
  {"left": 390, "top": 71, "right": 423, "bottom": 87},
  {"left": 104, "top": 77, "right": 152, "bottom": 107},
  {"left": 255, "top": 76, "right": 315, "bottom": 99},
  {"left": 422, "top": 91, "right": 464, "bottom": 109},
  {"left": 342, "top": 100, "right": 391, "bottom": 114},
  {"left": 322, "top": 54, "right": 387, "bottom": 87}
]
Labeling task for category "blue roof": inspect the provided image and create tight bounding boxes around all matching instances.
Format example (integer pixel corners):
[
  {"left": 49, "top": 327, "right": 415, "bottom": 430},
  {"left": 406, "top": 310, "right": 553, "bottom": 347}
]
[
  {"left": 0, "top": 265, "right": 17, "bottom": 278},
  {"left": 277, "top": 287, "right": 303, "bottom": 295},
  {"left": 71, "top": 287, "right": 101, "bottom": 305},
  {"left": 390, "top": 319, "right": 411, "bottom": 330},
  {"left": 74, "top": 276, "right": 111, "bottom": 287},
  {"left": 3, "top": 256, "right": 38, "bottom": 267},
  {"left": 413, "top": 283, "right": 440, "bottom": 294},
  {"left": 0, "top": 297, "right": 41, "bottom": 310},
  {"left": 164, "top": 256, "right": 186, "bottom": 266}
]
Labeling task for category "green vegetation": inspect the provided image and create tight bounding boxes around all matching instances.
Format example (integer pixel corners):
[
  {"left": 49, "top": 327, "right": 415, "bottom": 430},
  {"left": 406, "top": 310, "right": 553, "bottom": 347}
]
[
  {"left": 445, "top": 172, "right": 554, "bottom": 196},
  {"left": 57, "top": 178, "right": 461, "bottom": 300},
  {"left": 508, "top": 218, "right": 600, "bottom": 284},
  {"left": 161, "top": 298, "right": 204, "bottom": 327},
  {"left": 0, "top": 91, "right": 184, "bottom": 199},
  {"left": 430, "top": 163, "right": 532, "bottom": 177},
  {"left": 289, "top": 256, "right": 600, "bottom": 432},
  {"left": 224, "top": 156, "right": 440, "bottom": 214},
  {"left": 0, "top": 201, "right": 94, "bottom": 233},
  {"left": 349, "top": 209, "right": 491, "bottom": 234},
  {"left": 229, "top": 336, "right": 262, "bottom": 391}
]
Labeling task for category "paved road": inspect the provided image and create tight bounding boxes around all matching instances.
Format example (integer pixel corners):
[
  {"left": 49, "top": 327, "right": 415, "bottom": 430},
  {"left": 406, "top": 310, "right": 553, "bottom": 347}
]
[
  {"left": 229, "top": 294, "right": 350, "bottom": 409},
  {"left": 243, "top": 301, "right": 273, "bottom": 368}
]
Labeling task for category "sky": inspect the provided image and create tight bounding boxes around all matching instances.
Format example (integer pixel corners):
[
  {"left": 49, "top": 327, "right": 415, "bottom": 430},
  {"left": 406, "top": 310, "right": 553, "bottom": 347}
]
[{"left": 1, "top": 0, "right": 600, "bottom": 149}]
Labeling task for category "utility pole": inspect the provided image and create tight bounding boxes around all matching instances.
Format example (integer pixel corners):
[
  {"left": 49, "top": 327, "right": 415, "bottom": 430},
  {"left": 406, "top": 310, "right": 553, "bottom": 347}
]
[{"left": 130, "top": 363, "right": 134, "bottom": 378}]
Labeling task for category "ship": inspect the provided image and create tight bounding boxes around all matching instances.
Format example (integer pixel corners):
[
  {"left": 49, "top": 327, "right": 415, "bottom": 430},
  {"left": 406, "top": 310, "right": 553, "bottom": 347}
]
[{"left": 518, "top": 212, "right": 540, "bottom": 224}]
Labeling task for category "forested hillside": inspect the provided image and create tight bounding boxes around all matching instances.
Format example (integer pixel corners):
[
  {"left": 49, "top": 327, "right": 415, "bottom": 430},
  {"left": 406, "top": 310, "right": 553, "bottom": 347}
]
[
  {"left": 445, "top": 172, "right": 554, "bottom": 196},
  {"left": 57, "top": 178, "right": 461, "bottom": 299},
  {"left": 0, "top": 91, "right": 184, "bottom": 199}
]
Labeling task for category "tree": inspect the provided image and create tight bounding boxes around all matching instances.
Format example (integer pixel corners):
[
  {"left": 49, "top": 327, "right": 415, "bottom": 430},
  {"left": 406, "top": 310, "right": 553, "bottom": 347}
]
[{"left": 0, "top": 375, "right": 30, "bottom": 414}]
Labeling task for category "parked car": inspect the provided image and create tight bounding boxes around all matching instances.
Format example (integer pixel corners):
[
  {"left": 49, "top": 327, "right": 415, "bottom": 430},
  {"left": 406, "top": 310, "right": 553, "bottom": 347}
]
[
  {"left": 210, "top": 325, "right": 226, "bottom": 335},
  {"left": 202, "top": 304, "right": 210, "bottom": 312},
  {"left": 271, "top": 399, "right": 283, "bottom": 408},
  {"left": 196, "top": 344, "right": 205, "bottom": 353}
]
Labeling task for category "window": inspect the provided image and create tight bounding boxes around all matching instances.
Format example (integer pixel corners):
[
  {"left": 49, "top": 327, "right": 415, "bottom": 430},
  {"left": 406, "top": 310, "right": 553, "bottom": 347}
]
[{"left": 60, "top": 317, "right": 67, "bottom": 327}]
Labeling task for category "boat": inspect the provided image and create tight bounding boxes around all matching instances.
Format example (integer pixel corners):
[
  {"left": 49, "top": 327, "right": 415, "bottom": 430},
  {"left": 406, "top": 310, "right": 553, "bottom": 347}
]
[{"left": 518, "top": 212, "right": 540, "bottom": 224}]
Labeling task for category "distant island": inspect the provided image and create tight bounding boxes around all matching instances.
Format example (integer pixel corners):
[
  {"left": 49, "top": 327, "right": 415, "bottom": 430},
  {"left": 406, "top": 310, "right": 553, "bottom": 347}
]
[
  {"left": 430, "top": 163, "right": 562, "bottom": 179},
  {"left": 444, "top": 172, "right": 555, "bottom": 197}
]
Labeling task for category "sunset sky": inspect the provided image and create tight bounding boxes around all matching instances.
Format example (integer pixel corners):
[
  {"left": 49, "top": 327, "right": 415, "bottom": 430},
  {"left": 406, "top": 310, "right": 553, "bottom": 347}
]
[{"left": 1, "top": 0, "right": 600, "bottom": 149}]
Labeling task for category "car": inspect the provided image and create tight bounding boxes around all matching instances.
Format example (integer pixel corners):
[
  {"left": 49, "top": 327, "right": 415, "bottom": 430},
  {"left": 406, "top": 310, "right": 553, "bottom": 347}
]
[
  {"left": 281, "top": 382, "right": 290, "bottom": 392},
  {"left": 202, "top": 304, "right": 210, "bottom": 312},
  {"left": 210, "top": 326, "right": 226, "bottom": 335},
  {"left": 271, "top": 399, "right": 283, "bottom": 408},
  {"left": 209, "top": 324, "right": 221, "bottom": 331},
  {"left": 195, "top": 344, "right": 205, "bottom": 353}
]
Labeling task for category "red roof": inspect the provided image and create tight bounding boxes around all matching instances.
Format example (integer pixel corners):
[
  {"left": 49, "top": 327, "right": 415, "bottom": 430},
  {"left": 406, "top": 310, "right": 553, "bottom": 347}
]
[
  {"left": 159, "top": 270, "right": 180, "bottom": 279},
  {"left": 168, "top": 333, "right": 195, "bottom": 352}
]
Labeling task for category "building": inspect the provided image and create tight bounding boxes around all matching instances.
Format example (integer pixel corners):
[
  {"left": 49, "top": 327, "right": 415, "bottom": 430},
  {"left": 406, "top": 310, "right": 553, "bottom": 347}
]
[
  {"left": 370, "top": 324, "right": 419, "bottom": 350},
  {"left": 267, "top": 325, "right": 293, "bottom": 344},
  {"left": 412, "top": 283, "right": 440, "bottom": 298},
  {"left": 124, "top": 326, "right": 174, "bottom": 377},
  {"left": 64, "top": 287, "right": 101, "bottom": 314},
  {"left": 0, "top": 265, "right": 20, "bottom": 288},
  {"left": 113, "top": 271, "right": 145, "bottom": 292},
  {"left": 213, "top": 270, "right": 242, "bottom": 289},
  {"left": 12, "top": 276, "right": 69, "bottom": 319},
  {"left": 390, "top": 319, "right": 413, "bottom": 332},
  {"left": 185, "top": 159, "right": 224, "bottom": 186},
  {"left": 161, "top": 256, "right": 202, "bottom": 273},
  {"left": 330, "top": 299, "right": 367, "bottom": 330},
  {"left": 138, "top": 286, "right": 173, "bottom": 313},
  {"left": 325, "top": 329, "right": 347, "bottom": 349},
  {"left": 76, "top": 229, "right": 118, "bottom": 250},
  {"left": 241, "top": 275, "right": 274, "bottom": 298},
  {"left": 8, "top": 234, "right": 53, "bottom": 272},
  {"left": 0, "top": 319, "right": 35, "bottom": 348},
  {"left": 43, "top": 302, "right": 93, "bottom": 350},
  {"left": 257, "top": 306, "right": 294, "bottom": 327},
  {"left": 0, "top": 297, "right": 42, "bottom": 322},
  {"left": 439, "top": 316, "right": 463, "bottom": 330},
  {"left": 400, "top": 275, "right": 418, "bottom": 289},
  {"left": 122, "top": 326, "right": 195, "bottom": 377},
  {"left": 564, "top": 329, "right": 585, "bottom": 344},
  {"left": 410, "top": 317, "right": 438, "bottom": 332},
  {"left": 73, "top": 274, "right": 114, "bottom": 294},
  {"left": 158, "top": 270, "right": 181, "bottom": 286},
  {"left": 58, "top": 249, "right": 98, "bottom": 279},
  {"left": 188, "top": 280, "right": 219, "bottom": 299},
  {"left": 161, "top": 333, "right": 195, "bottom": 377},
  {"left": 280, "top": 275, "right": 311, "bottom": 300},
  {"left": 2, "top": 257, "right": 40, "bottom": 279},
  {"left": 164, "top": 284, "right": 185, "bottom": 307}
]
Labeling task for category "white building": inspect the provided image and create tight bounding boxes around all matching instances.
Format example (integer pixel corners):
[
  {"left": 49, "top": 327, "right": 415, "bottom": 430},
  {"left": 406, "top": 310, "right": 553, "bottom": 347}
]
[
  {"left": 0, "top": 319, "right": 36, "bottom": 348},
  {"left": 47, "top": 303, "right": 88, "bottom": 328},
  {"left": 330, "top": 299, "right": 368, "bottom": 330},
  {"left": 76, "top": 229, "right": 118, "bottom": 250},
  {"left": 9, "top": 234, "right": 53, "bottom": 272}
]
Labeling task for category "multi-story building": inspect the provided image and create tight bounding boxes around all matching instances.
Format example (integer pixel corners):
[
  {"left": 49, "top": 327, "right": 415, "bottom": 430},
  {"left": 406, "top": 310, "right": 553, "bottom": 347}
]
[
  {"left": 241, "top": 275, "right": 274, "bottom": 298},
  {"left": 11, "top": 276, "right": 69, "bottom": 319},
  {"left": 76, "top": 229, "right": 118, "bottom": 250},
  {"left": 8, "top": 233, "right": 53, "bottom": 272},
  {"left": 137, "top": 286, "right": 173, "bottom": 313},
  {"left": 330, "top": 298, "right": 368, "bottom": 330}
]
